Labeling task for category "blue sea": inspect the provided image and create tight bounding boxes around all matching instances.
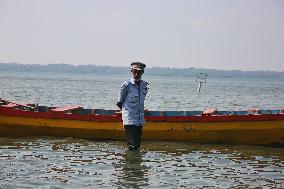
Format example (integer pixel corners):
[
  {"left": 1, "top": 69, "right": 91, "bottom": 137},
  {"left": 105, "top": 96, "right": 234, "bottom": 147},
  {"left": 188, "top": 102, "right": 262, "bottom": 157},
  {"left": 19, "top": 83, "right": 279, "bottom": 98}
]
[{"left": 0, "top": 71, "right": 284, "bottom": 188}]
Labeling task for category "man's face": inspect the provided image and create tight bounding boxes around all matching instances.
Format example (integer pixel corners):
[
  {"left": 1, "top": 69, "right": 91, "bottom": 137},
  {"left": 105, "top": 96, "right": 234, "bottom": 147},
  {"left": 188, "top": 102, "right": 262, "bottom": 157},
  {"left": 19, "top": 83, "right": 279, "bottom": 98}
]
[{"left": 131, "top": 69, "right": 144, "bottom": 80}]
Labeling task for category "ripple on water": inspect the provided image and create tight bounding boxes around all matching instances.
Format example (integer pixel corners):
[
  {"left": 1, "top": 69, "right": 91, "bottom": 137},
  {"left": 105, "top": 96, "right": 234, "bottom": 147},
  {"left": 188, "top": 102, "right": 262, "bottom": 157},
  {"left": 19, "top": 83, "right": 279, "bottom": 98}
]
[{"left": 0, "top": 137, "right": 284, "bottom": 188}]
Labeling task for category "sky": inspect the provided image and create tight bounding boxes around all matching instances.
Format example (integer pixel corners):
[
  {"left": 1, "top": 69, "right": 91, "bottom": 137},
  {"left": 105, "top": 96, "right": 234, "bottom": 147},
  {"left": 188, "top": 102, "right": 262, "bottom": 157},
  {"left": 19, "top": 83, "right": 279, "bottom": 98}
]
[{"left": 0, "top": 0, "right": 284, "bottom": 71}]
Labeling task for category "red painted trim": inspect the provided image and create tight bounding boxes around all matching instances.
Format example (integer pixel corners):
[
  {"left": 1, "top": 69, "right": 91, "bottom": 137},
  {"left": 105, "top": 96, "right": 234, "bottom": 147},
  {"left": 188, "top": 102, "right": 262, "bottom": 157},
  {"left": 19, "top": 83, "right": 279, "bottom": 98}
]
[
  {"left": 1, "top": 107, "right": 284, "bottom": 122},
  {"left": 0, "top": 107, "right": 122, "bottom": 122},
  {"left": 148, "top": 114, "right": 284, "bottom": 122}
]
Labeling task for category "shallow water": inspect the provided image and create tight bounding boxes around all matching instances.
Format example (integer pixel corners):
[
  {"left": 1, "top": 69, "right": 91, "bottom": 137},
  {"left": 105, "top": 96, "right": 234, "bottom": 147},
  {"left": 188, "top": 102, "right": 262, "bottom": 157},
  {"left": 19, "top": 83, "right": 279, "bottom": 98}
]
[{"left": 0, "top": 137, "right": 283, "bottom": 188}]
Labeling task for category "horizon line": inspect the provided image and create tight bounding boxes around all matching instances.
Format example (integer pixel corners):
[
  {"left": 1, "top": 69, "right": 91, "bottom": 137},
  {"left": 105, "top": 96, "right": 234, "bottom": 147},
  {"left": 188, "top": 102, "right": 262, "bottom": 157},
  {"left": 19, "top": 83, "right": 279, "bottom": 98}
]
[{"left": 0, "top": 62, "right": 283, "bottom": 73}]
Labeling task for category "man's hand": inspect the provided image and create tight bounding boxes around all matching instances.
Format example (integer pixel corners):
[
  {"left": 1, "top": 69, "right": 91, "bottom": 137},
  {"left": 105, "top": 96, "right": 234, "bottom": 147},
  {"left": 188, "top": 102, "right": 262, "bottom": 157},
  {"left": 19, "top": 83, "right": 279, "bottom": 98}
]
[{"left": 116, "top": 102, "right": 122, "bottom": 110}]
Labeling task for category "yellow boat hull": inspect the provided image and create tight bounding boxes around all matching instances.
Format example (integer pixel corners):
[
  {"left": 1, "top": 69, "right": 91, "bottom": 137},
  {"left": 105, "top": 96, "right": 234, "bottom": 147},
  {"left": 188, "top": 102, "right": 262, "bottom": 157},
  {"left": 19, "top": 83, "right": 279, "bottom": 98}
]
[{"left": 1, "top": 115, "right": 284, "bottom": 146}]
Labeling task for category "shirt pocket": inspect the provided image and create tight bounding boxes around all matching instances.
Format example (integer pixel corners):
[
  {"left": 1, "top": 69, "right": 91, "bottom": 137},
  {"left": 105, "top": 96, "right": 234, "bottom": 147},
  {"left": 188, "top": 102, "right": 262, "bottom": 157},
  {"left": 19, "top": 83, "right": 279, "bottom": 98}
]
[{"left": 129, "top": 94, "right": 139, "bottom": 103}]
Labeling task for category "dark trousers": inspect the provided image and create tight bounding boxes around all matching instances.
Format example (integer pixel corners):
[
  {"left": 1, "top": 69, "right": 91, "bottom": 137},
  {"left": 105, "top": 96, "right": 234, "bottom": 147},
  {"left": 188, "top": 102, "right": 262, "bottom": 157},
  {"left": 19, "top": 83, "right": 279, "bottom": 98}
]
[{"left": 124, "top": 125, "right": 143, "bottom": 150}]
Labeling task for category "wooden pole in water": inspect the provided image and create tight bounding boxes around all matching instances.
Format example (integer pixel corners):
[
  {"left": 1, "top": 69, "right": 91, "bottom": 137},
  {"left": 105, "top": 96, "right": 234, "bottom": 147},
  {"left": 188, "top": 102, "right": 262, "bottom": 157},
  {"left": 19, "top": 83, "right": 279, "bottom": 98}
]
[
  {"left": 198, "top": 82, "right": 202, "bottom": 92},
  {"left": 196, "top": 73, "right": 207, "bottom": 92}
]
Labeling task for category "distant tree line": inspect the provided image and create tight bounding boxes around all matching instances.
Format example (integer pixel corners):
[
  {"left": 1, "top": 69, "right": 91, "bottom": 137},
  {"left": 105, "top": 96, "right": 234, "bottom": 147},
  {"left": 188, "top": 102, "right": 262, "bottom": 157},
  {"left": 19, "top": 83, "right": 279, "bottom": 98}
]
[{"left": 0, "top": 62, "right": 284, "bottom": 79}]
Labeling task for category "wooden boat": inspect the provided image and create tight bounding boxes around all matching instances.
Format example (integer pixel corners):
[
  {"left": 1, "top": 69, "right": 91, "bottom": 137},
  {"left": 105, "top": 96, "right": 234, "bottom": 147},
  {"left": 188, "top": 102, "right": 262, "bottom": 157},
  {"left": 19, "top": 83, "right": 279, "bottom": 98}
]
[{"left": 0, "top": 98, "right": 284, "bottom": 146}]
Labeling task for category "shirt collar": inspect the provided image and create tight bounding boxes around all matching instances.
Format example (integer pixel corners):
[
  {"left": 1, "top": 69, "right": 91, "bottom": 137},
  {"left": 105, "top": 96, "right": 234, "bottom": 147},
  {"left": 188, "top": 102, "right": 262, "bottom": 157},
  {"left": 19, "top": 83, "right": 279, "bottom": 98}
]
[{"left": 129, "top": 77, "right": 142, "bottom": 84}]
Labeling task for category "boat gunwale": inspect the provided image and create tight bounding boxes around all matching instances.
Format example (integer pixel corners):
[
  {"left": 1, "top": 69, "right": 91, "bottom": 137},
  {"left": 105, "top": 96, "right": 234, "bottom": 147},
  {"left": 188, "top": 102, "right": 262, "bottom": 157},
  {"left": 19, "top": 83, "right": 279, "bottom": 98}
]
[{"left": 1, "top": 107, "right": 284, "bottom": 123}]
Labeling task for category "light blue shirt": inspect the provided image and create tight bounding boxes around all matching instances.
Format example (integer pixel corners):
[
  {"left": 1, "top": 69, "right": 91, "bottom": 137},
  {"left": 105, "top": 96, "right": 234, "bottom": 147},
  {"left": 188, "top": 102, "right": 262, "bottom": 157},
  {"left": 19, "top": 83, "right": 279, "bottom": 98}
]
[{"left": 117, "top": 78, "right": 148, "bottom": 126}]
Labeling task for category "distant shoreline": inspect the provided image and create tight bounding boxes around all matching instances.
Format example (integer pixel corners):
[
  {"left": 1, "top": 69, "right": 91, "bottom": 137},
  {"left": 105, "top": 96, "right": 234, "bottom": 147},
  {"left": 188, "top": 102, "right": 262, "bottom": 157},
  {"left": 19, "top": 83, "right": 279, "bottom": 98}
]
[{"left": 1, "top": 62, "right": 283, "bottom": 79}]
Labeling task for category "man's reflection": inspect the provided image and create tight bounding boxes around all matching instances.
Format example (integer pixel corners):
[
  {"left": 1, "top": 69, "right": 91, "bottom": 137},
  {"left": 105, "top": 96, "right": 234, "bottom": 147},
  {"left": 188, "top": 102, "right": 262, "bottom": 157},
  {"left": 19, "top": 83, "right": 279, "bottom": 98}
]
[{"left": 117, "top": 150, "right": 149, "bottom": 188}]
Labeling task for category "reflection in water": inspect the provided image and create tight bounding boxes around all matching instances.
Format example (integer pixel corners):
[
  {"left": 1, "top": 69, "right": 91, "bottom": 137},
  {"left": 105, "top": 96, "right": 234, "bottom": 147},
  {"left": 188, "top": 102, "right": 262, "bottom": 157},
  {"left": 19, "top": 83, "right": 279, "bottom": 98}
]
[
  {"left": 117, "top": 150, "right": 149, "bottom": 188},
  {"left": 0, "top": 137, "right": 283, "bottom": 188}
]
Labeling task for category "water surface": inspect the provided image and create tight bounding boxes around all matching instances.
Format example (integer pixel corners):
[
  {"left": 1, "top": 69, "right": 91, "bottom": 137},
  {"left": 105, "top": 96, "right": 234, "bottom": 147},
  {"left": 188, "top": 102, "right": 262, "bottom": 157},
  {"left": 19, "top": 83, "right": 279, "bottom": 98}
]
[
  {"left": 0, "top": 137, "right": 283, "bottom": 188},
  {"left": 1, "top": 71, "right": 284, "bottom": 110}
]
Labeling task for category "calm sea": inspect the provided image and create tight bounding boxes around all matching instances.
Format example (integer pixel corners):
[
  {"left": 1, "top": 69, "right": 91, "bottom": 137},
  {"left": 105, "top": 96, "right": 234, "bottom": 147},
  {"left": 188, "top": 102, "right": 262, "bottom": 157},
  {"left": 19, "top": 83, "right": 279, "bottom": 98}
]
[{"left": 0, "top": 71, "right": 284, "bottom": 188}]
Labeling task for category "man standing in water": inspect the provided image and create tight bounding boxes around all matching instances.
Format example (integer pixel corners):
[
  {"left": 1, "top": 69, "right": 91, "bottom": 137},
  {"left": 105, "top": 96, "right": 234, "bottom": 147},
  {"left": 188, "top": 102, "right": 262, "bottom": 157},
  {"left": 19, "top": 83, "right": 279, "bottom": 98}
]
[{"left": 117, "top": 62, "right": 148, "bottom": 150}]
